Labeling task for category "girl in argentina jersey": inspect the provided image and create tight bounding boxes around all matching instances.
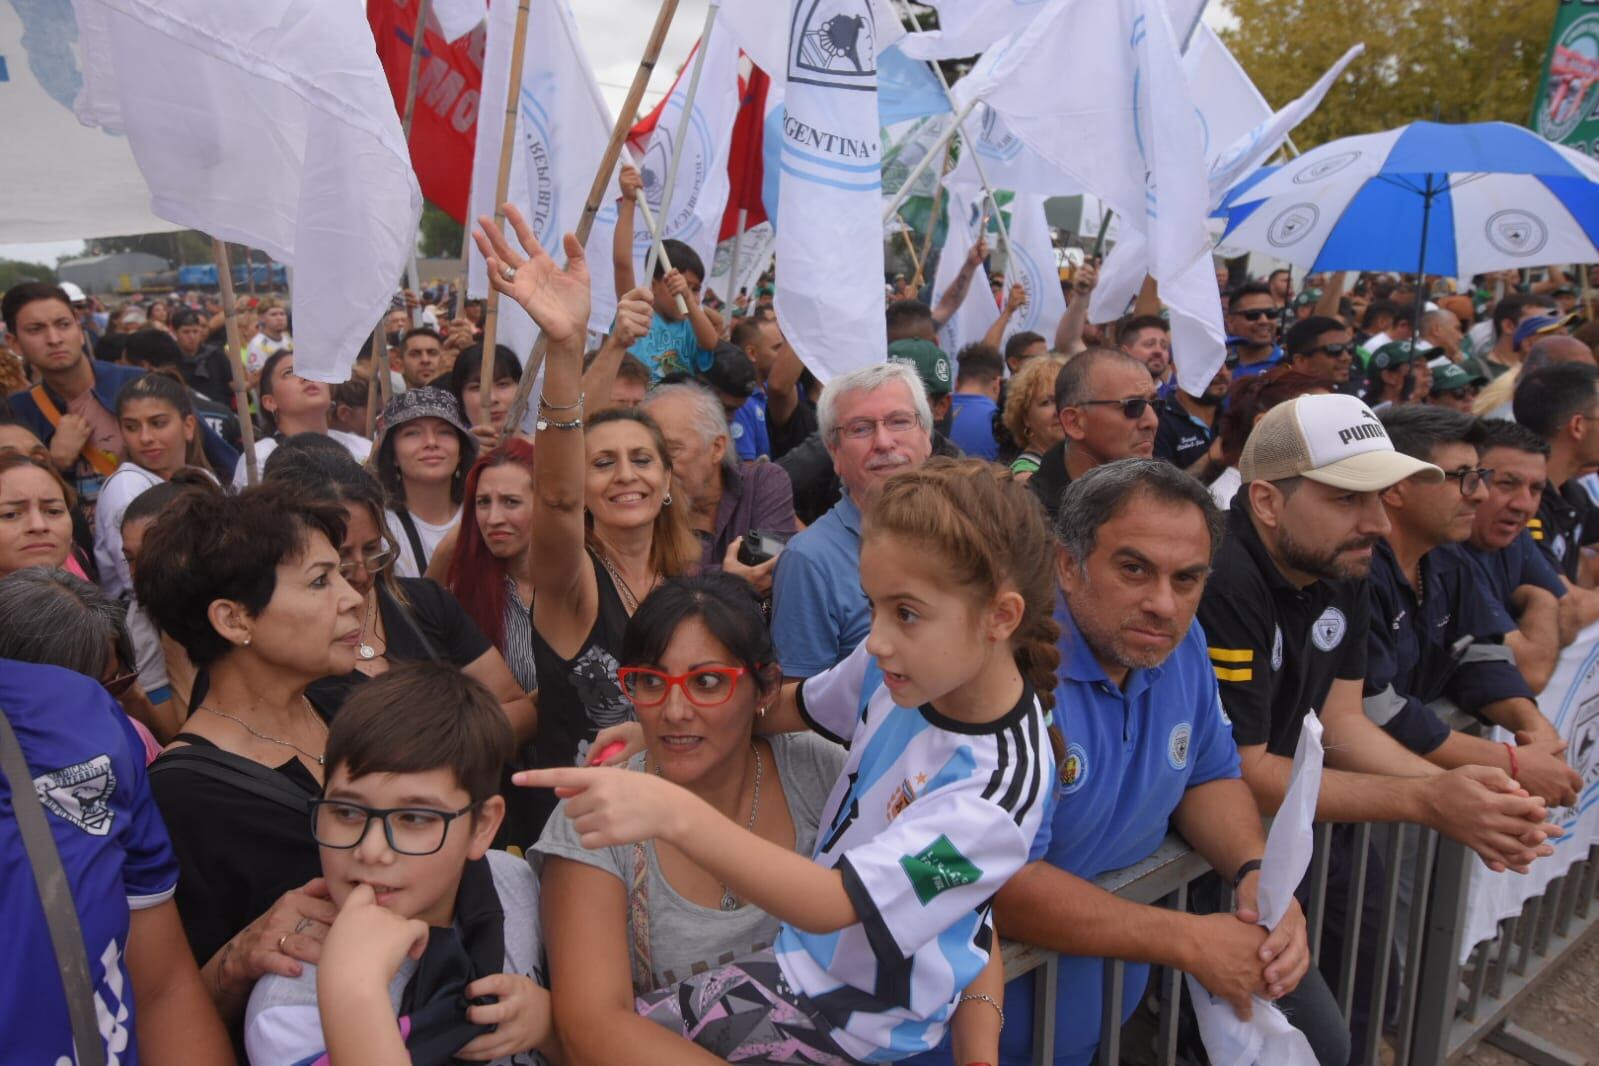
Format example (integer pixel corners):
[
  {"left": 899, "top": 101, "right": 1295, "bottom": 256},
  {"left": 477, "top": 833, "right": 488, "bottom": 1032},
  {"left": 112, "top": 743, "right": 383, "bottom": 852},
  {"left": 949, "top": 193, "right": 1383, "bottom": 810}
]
[{"left": 521, "top": 459, "right": 1061, "bottom": 1063}]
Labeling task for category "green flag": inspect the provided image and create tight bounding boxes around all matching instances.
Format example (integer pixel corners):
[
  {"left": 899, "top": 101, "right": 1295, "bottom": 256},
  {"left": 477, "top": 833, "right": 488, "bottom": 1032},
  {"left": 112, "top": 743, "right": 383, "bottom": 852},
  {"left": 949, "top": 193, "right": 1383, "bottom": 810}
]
[{"left": 1531, "top": 3, "right": 1599, "bottom": 151}]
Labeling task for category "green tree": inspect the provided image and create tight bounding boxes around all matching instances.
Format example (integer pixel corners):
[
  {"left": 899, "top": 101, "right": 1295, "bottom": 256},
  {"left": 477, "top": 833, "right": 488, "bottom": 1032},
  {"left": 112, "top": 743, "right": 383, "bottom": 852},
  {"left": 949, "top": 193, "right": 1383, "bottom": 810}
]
[
  {"left": 419, "top": 202, "right": 465, "bottom": 259},
  {"left": 1221, "top": 0, "right": 1556, "bottom": 151},
  {"left": 0, "top": 260, "right": 57, "bottom": 290}
]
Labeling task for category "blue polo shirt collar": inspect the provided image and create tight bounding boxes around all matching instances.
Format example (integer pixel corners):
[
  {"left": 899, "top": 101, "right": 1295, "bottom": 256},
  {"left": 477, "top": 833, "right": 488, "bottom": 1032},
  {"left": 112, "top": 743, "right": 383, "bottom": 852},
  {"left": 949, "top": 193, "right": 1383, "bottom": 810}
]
[
  {"left": 1057, "top": 599, "right": 1162, "bottom": 698},
  {"left": 836, "top": 491, "right": 862, "bottom": 535}
]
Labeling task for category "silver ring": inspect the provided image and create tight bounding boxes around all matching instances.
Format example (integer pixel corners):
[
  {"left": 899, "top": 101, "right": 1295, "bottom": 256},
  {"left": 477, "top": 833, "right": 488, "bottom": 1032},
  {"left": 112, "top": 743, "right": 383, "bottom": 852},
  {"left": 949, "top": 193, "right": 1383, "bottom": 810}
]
[{"left": 501, "top": 265, "right": 516, "bottom": 282}]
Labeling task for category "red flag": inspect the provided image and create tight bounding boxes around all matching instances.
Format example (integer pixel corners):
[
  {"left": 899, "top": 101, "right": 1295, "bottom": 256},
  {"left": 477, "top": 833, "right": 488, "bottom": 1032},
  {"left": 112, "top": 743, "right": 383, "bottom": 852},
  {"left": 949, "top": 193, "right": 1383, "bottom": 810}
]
[
  {"left": 719, "top": 65, "right": 771, "bottom": 240},
  {"left": 367, "top": 0, "right": 482, "bottom": 223}
]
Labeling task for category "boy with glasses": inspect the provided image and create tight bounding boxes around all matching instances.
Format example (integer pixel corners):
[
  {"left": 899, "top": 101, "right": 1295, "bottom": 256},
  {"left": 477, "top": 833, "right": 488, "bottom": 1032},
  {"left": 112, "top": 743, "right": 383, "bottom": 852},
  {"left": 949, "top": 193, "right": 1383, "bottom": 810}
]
[
  {"left": 1366, "top": 406, "right": 1579, "bottom": 805},
  {"left": 245, "top": 663, "right": 556, "bottom": 1065}
]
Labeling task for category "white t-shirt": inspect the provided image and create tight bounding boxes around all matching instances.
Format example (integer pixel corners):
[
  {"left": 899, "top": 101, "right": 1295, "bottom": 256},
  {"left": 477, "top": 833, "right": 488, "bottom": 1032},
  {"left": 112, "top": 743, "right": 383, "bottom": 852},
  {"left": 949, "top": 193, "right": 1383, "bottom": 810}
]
[
  {"left": 1209, "top": 466, "right": 1242, "bottom": 510},
  {"left": 93, "top": 463, "right": 162, "bottom": 602},
  {"left": 232, "top": 430, "right": 372, "bottom": 490},
  {"left": 776, "top": 641, "right": 1054, "bottom": 1061},
  {"left": 386, "top": 506, "right": 460, "bottom": 578},
  {"left": 244, "top": 332, "right": 292, "bottom": 375}
]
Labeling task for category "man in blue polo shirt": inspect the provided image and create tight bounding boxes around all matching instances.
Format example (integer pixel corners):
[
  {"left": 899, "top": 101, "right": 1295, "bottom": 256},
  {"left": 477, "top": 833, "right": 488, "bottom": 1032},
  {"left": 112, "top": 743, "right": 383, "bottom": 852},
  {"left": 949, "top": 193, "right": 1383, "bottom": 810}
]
[{"left": 905, "top": 460, "right": 1343, "bottom": 1066}]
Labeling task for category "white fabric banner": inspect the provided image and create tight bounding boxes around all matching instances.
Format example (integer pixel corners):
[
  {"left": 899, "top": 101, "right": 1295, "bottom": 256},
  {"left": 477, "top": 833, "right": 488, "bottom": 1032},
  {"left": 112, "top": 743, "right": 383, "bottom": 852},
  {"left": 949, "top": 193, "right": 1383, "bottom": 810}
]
[
  {"left": 1462, "top": 621, "right": 1599, "bottom": 963},
  {"left": 897, "top": 0, "right": 1049, "bottom": 61},
  {"left": 0, "top": 0, "right": 179, "bottom": 243},
  {"left": 721, "top": 0, "right": 889, "bottom": 383},
  {"left": 630, "top": 19, "right": 742, "bottom": 278},
  {"left": 1183, "top": 25, "right": 1272, "bottom": 178},
  {"left": 470, "top": 0, "right": 619, "bottom": 362},
  {"left": 932, "top": 185, "right": 1000, "bottom": 355},
  {"left": 432, "top": 0, "right": 487, "bottom": 42},
  {"left": 960, "top": 0, "right": 1225, "bottom": 395},
  {"left": 1187, "top": 712, "right": 1322, "bottom": 1066},
  {"left": 707, "top": 221, "right": 776, "bottom": 305},
  {"left": 883, "top": 114, "right": 953, "bottom": 203},
  {"left": 947, "top": 102, "right": 1080, "bottom": 199},
  {"left": 71, "top": 0, "right": 421, "bottom": 384},
  {"left": 995, "top": 194, "right": 1066, "bottom": 346}
]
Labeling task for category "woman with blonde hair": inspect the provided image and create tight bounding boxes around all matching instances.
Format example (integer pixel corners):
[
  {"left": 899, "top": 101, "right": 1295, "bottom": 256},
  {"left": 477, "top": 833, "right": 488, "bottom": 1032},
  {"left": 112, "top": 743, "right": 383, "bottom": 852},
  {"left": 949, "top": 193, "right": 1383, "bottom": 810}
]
[{"left": 1003, "top": 354, "right": 1067, "bottom": 481}]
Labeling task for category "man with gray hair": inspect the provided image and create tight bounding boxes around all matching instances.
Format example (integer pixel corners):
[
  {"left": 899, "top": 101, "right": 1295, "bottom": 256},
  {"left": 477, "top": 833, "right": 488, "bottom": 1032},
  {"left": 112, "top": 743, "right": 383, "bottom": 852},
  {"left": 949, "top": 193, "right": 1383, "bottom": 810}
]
[
  {"left": 641, "top": 382, "right": 796, "bottom": 591},
  {"left": 770, "top": 361, "right": 934, "bottom": 678},
  {"left": 903, "top": 459, "right": 1344, "bottom": 1066}
]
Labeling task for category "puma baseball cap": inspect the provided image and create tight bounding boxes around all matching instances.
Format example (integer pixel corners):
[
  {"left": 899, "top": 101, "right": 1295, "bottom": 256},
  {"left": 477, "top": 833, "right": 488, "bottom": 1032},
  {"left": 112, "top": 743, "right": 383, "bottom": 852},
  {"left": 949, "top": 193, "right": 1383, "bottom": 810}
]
[{"left": 1239, "top": 393, "right": 1443, "bottom": 491}]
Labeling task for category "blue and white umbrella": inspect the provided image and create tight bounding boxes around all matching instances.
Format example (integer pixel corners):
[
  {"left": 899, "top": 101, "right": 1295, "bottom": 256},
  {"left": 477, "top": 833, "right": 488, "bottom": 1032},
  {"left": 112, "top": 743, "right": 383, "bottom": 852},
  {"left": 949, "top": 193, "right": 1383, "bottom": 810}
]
[{"left": 1215, "top": 121, "right": 1599, "bottom": 276}]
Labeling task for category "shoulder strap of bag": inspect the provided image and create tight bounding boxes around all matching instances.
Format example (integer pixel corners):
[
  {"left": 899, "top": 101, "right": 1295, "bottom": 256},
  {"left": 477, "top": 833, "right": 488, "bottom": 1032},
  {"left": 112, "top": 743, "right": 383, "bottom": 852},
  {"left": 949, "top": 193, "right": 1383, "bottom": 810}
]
[
  {"left": 148, "top": 746, "right": 312, "bottom": 814},
  {"left": 30, "top": 384, "right": 120, "bottom": 477},
  {"left": 395, "top": 508, "right": 430, "bottom": 575},
  {"left": 628, "top": 841, "right": 656, "bottom": 995},
  {"left": 0, "top": 703, "right": 108, "bottom": 1066}
]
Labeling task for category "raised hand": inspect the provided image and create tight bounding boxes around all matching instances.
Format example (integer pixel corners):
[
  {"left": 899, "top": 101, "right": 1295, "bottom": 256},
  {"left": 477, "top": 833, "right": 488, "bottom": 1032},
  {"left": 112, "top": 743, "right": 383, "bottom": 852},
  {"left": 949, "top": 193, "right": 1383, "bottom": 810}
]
[
  {"left": 619, "top": 163, "right": 644, "bottom": 204},
  {"left": 474, "top": 204, "right": 591, "bottom": 346},
  {"left": 612, "top": 288, "right": 655, "bottom": 349}
]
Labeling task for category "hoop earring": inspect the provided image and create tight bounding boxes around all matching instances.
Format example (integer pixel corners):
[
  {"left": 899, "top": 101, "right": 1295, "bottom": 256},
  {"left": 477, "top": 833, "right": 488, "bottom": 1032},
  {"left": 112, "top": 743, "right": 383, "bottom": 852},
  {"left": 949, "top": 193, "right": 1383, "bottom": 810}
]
[{"left": 663, "top": 492, "right": 673, "bottom": 507}]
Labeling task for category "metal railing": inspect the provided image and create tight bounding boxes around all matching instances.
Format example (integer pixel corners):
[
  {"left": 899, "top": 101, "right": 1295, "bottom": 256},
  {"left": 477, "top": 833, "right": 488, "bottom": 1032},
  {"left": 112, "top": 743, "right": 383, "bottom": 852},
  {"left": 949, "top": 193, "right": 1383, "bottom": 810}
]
[{"left": 1002, "top": 830, "right": 1599, "bottom": 1065}]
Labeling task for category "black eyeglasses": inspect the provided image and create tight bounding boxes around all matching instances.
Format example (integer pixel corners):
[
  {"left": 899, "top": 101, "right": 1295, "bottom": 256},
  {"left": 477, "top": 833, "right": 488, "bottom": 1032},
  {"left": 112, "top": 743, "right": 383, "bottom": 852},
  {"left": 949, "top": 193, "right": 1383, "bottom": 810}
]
[
  {"left": 1310, "top": 342, "right": 1356, "bottom": 357},
  {"left": 1443, "top": 467, "right": 1493, "bottom": 496},
  {"left": 1234, "top": 308, "right": 1277, "bottom": 321},
  {"left": 1076, "top": 397, "right": 1152, "bottom": 419},
  {"left": 310, "top": 799, "right": 478, "bottom": 856}
]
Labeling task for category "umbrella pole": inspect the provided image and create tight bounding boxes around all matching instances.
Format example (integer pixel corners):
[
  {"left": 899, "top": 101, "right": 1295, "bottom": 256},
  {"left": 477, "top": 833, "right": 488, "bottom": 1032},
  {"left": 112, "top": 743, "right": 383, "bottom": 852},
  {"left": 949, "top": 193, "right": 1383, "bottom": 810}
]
[{"left": 1410, "top": 176, "right": 1434, "bottom": 358}]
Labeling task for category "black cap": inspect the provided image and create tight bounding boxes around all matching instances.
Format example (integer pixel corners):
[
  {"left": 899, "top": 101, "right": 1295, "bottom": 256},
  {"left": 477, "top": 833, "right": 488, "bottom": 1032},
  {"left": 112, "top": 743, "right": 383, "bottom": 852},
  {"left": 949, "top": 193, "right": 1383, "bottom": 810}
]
[{"left": 698, "top": 342, "right": 758, "bottom": 399}]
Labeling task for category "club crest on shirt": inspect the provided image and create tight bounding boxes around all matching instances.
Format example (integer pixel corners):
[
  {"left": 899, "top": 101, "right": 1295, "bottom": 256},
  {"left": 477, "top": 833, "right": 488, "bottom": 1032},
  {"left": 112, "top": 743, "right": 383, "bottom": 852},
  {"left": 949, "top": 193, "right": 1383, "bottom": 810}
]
[
  {"left": 1059, "top": 742, "right": 1089, "bottom": 795},
  {"left": 1311, "top": 606, "right": 1347, "bottom": 652},
  {"left": 886, "top": 775, "right": 922, "bottom": 822},
  {"left": 1167, "top": 723, "right": 1192, "bottom": 771},
  {"left": 33, "top": 755, "right": 116, "bottom": 836},
  {"left": 1271, "top": 625, "right": 1284, "bottom": 670}
]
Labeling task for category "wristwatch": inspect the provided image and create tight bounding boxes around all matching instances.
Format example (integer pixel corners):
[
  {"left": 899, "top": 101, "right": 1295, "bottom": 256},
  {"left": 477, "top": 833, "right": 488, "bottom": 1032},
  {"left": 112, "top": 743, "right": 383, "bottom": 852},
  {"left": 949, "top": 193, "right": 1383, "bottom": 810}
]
[{"left": 1232, "top": 858, "right": 1263, "bottom": 889}]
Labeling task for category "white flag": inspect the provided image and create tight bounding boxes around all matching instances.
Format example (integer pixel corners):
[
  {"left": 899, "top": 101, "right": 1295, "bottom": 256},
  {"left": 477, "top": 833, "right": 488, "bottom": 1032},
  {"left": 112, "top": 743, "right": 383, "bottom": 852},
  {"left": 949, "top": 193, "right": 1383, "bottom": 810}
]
[
  {"left": 721, "top": 0, "right": 889, "bottom": 383},
  {"left": 707, "top": 221, "right": 776, "bottom": 304},
  {"left": 902, "top": 0, "right": 1208, "bottom": 59},
  {"left": 997, "top": 194, "right": 1067, "bottom": 347},
  {"left": 932, "top": 186, "right": 1000, "bottom": 355},
  {"left": 1207, "top": 42, "right": 1364, "bottom": 208},
  {"left": 1183, "top": 25, "right": 1272, "bottom": 177},
  {"left": 71, "top": 0, "right": 421, "bottom": 384},
  {"left": 0, "top": 1, "right": 179, "bottom": 243},
  {"left": 630, "top": 19, "right": 742, "bottom": 278},
  {"left": 433, "top": 0, "right": 487, "bottom": 42},
  {"left": 1186, "top": 712, "right": 1323, "bottom": 1066},
  {"left": 961, "top": 0, "right": 1225, "bottom": 394},
  {"left": 946, "top": 102, "right": 1080, "bottom": 198},
  {"left": 470, "top": 0, "right": 619, "bottom": 362}
]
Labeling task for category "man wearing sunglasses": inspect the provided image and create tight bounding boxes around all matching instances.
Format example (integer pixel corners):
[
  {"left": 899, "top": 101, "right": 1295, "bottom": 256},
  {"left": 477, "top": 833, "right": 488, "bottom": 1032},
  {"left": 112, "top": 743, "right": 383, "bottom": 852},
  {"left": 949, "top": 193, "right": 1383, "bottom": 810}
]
[
  {"left": 1426, "top": 361, "right": 1484, "bottom": 414},
  {"left": 1026, "top": 349, "right": 1158, "bottom": 521},
  {"left": 1285, "top": 316, "right": 1355, "bottom": 389},
  {"left": 1225, "top": 282, "right": 1284, "bottom": 379},
  {"left": 1365, "top": 406, "right": 1578, "bottom": 805}
]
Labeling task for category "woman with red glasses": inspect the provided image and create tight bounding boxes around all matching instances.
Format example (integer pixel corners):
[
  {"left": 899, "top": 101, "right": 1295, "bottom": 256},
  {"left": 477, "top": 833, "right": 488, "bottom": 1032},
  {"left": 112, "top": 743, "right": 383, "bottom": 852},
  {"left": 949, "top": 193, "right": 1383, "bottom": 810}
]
[{"left": 533, "top": 572, "right": 844, "bottom": 1063}]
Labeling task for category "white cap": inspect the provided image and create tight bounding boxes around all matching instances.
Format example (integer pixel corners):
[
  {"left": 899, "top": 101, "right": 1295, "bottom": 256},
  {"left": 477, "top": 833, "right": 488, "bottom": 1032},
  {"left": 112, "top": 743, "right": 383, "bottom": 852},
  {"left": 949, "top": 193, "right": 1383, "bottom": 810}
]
[
  {"left": 1239, "top": 393, "right": 1443, "bottom": 492},
  {"left": 58, "top": 281, "right": 87, "bottom": 303}
]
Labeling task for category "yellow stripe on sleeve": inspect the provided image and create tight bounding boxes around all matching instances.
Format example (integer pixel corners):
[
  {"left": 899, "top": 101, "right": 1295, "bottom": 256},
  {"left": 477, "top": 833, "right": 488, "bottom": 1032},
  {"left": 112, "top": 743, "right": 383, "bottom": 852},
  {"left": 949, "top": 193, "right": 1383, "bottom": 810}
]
[
  {"left": 1208, "top": 647, "right": 1254, "bottom": 664},
  {"left": 1212, "top": 665, "right": 1254, "bottom": 683}
]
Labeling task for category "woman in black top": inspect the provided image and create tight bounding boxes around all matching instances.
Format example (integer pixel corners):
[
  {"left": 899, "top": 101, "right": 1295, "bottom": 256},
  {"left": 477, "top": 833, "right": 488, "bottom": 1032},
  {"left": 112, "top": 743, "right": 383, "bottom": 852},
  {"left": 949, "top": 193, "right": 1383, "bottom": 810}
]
[
  {"left": 477, "top": 213, "right": 697, "bottom": 835},
  {"left": 262, "top": 444, "right": 535, "bottom": 742},
  {"left": 136, "top": 483, "right": 360, "bottom": 1028}
]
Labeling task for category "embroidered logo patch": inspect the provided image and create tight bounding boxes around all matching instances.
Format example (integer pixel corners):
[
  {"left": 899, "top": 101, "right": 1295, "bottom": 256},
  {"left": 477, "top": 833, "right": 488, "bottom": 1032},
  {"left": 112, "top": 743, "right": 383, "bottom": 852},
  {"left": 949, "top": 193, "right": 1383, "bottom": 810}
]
[
  {"left": 901, "top": 834, "right": 983, "bottom": 905},
  {"left": 1271, "top": 625, "right": 1284, "bottom": 671},
  {"left": 1311, "top": 606, "right": 1347, "bottom": 652},
  {"left": 1167, "top": 723, "right": 1192, "bottom": 771},
  {"left": 1060, "top": 742, "right": 1089, "bottom": 795},
  {"left": 34, "top": 755, "right": 116, "bottom": 836}
]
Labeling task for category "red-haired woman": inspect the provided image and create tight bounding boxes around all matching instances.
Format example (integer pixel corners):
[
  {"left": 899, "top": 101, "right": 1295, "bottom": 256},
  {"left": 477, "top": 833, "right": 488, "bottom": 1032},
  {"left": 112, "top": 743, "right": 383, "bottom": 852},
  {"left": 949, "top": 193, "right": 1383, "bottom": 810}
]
[{"left": 446, "top": 437, "right": 538, "bottom": 693}]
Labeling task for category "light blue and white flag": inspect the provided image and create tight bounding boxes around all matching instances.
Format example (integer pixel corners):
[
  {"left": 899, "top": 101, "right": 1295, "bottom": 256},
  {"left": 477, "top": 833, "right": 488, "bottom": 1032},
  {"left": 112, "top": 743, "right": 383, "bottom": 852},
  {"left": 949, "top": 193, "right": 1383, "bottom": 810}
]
[
  {"left": 469, "top": 0, "right": 619, "bottom": 360},
  {"left": 898, "top": 0, "right": 1048, "bottom": 61},
  {"left": 1183, "top": 25, "right": 1272, "bottom": 177},
  {"left": 722, "top": 0, "right": 892, "bottom": 382},
  {"left": 631, "top": 19, "right": 743, "bottom": 274},
  {"left": 878, "top": 41, "right": 951, "bottom": 125},
  {"left": 959, "top": 0, "right": 1225, "bottom": 393},
  {"left": 946, "top": 102, "right": 1080, "bottom": 198},
  {"left": 998, "top": 193, "right": 1067, "bottom": 346},
  {"left": 932, "top": 185, "right": 1001, "bottom": 353}
]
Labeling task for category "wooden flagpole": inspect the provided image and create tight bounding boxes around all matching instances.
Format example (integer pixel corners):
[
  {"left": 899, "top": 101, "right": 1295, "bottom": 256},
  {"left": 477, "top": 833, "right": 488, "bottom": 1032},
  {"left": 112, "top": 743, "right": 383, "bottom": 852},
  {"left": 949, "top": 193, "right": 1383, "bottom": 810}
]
[
  {"left": 500, "top": 0, "right": 683, "bottom": 442},
  {"left": 212, "top": 239, "right": 260, "bottom": 486},
  {"left": 476, "top": 0, "right": 535, "bottom": 430},
  {"left": 910, "top": 140, "right": 952, "bottom": 292}
]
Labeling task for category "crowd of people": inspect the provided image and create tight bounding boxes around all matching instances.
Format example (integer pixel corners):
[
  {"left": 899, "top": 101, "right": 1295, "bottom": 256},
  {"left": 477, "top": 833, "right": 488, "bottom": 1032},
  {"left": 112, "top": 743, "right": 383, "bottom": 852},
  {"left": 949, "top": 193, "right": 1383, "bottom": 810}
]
[{"left": 0, "top": 199, "right": 1592, "bottom": 1066}]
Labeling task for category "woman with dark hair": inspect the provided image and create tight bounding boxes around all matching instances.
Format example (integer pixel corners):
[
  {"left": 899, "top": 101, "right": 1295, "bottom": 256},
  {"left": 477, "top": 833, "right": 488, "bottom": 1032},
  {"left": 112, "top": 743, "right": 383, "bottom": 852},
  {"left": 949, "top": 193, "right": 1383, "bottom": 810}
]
[
  {"left": 234, "top": 350, "right": 371, "bottom": 490},
  {"left": 448, "top": 341, "right": 522, "bottom": 446},
  {"left": 94, "top": 372, "right": 218, "bottom": 600},
  {"left": 1207, "top": 367, "right": 1331, "bottom": 508},
  {"left": 373, "top": 387, "right": 478, "bottom": 578},
  {"left": 136, "top": 483, "right": 362, "bottom": 1028},
  {"left": 0, "top": 449, "right": 91, "bottom": 582},
  {"left": 264, "top": 443, "right": 534, "bottom": 738},
  {"left": 445, "top": 437, "right": 538, "bottom": 692},
  {"left": 476, "top": 210, "right": 690, "bottom": 836},
  {"left": 533, "top": 573, "right": 844, "bottom": 1061}
]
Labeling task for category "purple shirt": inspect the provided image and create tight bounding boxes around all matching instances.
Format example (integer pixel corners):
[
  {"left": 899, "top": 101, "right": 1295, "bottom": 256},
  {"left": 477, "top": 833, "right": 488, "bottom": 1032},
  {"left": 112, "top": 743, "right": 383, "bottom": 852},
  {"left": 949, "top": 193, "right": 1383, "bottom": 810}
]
[{"left": 703, "top": 460, "right": 798, "bottom": 569}]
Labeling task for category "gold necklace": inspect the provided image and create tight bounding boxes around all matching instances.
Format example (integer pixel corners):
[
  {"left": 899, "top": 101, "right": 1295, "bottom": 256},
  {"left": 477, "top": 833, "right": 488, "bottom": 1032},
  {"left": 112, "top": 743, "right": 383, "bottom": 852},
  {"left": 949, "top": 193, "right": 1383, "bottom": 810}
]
[
  {"left": 198, "top": 699, "right": 327, "bottom": 765},
  {"left": 598, "top": 550, "right": 655, "bottom": 614}
]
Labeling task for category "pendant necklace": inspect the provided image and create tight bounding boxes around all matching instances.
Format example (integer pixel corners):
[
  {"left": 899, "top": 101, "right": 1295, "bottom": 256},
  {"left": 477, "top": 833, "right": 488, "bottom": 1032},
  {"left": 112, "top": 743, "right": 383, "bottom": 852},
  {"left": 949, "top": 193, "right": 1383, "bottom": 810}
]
[
  {"left": 358, "top": 592, "right": 379, "bottom": 661},
  {"left": 653, "top": 743, "right": 762, "bottom": 911},
  {"left": 198, "top": 700, "right": 327, "bottom": 766}
]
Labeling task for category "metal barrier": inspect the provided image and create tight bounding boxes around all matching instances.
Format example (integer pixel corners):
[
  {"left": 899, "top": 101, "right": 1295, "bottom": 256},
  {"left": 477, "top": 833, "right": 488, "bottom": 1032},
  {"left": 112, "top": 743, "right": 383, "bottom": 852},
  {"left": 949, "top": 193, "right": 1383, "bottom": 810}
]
[{"left": 1002, "top": 831, "right": 1599, "bottom": 1065}]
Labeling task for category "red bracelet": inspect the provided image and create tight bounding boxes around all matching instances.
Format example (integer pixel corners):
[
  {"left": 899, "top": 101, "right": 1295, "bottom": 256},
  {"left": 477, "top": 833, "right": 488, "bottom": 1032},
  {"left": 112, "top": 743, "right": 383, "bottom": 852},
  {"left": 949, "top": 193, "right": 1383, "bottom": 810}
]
[{"left": 1503, "top": 741, "right": 1520, "bottom": 781}]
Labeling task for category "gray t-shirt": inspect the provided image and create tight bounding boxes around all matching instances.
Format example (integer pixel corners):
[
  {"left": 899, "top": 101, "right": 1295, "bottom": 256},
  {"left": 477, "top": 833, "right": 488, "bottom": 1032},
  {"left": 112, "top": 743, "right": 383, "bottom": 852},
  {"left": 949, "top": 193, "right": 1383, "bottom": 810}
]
[
  {"left": 244, "top": 850, "right": 545, "bottom": 1065},
  {"left": 532, "top": 732, "right": 845, "bottom": 991}
]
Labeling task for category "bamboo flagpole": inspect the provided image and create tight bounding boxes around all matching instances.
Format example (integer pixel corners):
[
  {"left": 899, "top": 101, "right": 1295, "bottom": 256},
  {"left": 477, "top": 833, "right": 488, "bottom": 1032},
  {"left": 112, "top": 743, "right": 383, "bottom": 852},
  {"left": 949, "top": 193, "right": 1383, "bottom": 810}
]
[
  {"left": 475, "top": 0, "right": 535, "bottom": 430},
  {"left": 212, "top": 239, "right": 260, "bottom": 486},
  {"left": 645, "top": 0, "right": 721, "bottom": 280},
  {"left": 499, "top": 0, "right": 683, "bottom": 442},
  {"left": 400, "top": 0, "right": 433, "bottom": 328}
]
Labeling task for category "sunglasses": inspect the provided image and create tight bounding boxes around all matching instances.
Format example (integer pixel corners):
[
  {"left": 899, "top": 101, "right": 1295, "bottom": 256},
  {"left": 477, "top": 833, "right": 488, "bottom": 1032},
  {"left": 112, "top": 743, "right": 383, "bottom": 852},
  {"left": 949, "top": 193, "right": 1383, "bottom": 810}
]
[
  {"left": 1310, "top": 342, "right": 1356, "bottom": 357},
  {"left": 1076, "top": 397, "right": 1152, "bottom": 419},
  {"left": 1233, "top": 308, "right": 1277, "bottom": 322}
]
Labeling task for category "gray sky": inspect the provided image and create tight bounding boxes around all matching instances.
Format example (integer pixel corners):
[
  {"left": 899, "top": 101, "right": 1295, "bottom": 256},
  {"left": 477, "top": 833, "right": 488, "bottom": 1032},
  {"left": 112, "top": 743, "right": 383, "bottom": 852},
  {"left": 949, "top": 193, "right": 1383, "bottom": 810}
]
[{"left": 2, "top": 0, "right": 1233, "bottom": 266}]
